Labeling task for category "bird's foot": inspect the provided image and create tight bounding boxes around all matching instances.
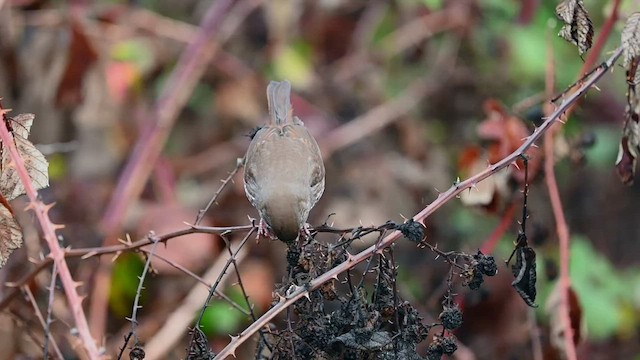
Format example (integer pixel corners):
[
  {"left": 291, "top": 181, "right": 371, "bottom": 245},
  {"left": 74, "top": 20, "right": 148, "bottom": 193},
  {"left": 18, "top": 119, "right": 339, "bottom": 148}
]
[
  {"left": 301, "top": 223, "right": 313, "bottom": 241},
  {"left": 257, "top": 218, "right": 275, "bottom": 240}
]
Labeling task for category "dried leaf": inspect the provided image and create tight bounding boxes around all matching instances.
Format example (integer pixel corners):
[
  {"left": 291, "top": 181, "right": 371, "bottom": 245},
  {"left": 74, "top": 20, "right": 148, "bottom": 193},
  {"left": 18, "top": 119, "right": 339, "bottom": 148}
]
[
  {"left": 0, "top": 203, "right": 22, "bottom": 268},
  {"left": 555, "top": 0, "right": 594, "bottom": 55},
  {"left": 622, "top": 13, "right": 640, "bottom": 67},
  {"left": 511, "top": 245, "right": 538, "bottom": 307},
  {"left": 616, "top": 112, "right": 640, "bottom": 185},
  {"left": 546, "top": 282, "right": 583, "bottom": 355},
  {"left": 0, "top": 114, "right": 50, "bottom": 200},
  {"left": 55, "top": 19, "right": 98, "bottom": 107}
]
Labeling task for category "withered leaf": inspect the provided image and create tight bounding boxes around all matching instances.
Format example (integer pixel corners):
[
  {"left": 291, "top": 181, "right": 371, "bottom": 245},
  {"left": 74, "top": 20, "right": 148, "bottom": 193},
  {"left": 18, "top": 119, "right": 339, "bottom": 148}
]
[
  {"left": 0, "top": 202, "right": 22, "bottom": 268},
  {"left": 546, "top": 283, "right": 583, "bottom": 355},
  {"left": 0, "top": 113, "right": 50, "bottom": 200},
  {"left": 622, "top": 12, "right": 640, "bottom": 67},
  {"left": 555, "top": 0, "right": 594, "bottom": 55},
  {"left": 616, "top": 111, "right": 640, "bottom": 185},
  {"left": 511, "top": 245, "right": 538, "bottom": 307}
]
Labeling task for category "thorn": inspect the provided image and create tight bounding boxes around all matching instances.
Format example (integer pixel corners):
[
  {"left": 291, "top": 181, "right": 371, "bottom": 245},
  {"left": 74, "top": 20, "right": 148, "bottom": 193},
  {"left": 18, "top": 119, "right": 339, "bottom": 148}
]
[
  {"left": 41, "top": 202, "right": 56, "bottom": 214},
  {"left": 51, "top": 223, "right": 66, "bottom": 231},
  {"left": 23, "top": 203, "right": 36, "bottom": 211},
  {"left": 471, "top": 183, "right": 479, "bottom": 192},
  {"left": 531, "top": 143, "right": 539, "bottom": 148},
  {"left": 303, "top": 292, "right": 310, "bottom": 301},
  {"left": 511, "top": 161, "right": 520, "bottom": 170},
  {"left": 345, "top": 252, "right": 356, "bottom": 262},
  {"left": 81, "top": 250, "right": 98, "bottom": 260}
]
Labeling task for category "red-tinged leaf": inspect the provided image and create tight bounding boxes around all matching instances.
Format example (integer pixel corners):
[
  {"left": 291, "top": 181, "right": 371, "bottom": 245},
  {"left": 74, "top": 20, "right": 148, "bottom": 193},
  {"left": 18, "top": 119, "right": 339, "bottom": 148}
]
[
  {"left": 477, "top": 99, "right": 543, "bottom": 182},
  {"left": 459, "top": 146, "right": 509, "bottom": 211},
  {"left": 106, "top": 62, "right": 140, "bottom": 103},
  {"left": 55, "top": 19, "right": 98, "bottom": 107}
]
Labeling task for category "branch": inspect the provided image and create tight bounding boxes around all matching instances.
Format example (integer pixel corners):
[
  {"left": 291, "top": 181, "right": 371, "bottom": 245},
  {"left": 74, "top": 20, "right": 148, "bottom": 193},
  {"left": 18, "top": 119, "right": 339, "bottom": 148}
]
[{"left": 0, "top": 108, "right": 101, "bottom": 358}]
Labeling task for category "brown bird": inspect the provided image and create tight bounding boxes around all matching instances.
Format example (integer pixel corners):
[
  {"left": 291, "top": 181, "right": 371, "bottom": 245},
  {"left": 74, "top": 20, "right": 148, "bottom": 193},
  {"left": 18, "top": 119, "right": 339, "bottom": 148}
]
[{"left": 243, "top": 81, "right": 325, "bottom": 242}]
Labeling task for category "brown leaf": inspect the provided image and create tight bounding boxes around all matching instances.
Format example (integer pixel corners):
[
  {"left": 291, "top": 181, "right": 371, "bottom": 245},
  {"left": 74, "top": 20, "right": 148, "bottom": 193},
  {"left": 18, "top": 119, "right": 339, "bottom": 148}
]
[
  {"left": 546, "top": 283, "right": 583, "bottom": 355},
  {"left": 555, "top": 0, "right": 594, "bottom": 55},
  {"left": 616, "top": 112, "right": 640, "bottom": 185},
  {"left": 622, "top": 13, "right": 640, "bottom": 68},
  {"left": 55, "top": 19, "right": 98, "bottom": 107},
  {"left": 477, "top": 100, "right": 543, "bottom": 183},
  {"left": 0, "top": 114, "right": 50, "bottom": 200},
  {"left": 0, "top": 203, "right": 22, "bottom": 268}
]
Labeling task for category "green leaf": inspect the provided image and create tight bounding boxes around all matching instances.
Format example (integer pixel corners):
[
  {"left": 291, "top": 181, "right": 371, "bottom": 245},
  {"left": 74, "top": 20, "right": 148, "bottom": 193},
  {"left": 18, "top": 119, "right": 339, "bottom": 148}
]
[
  {"left": 570, "top": 236, "right": 627, "bottom": 339},
  {"left": 109, "top": 254, "right": 145, "bottom": 317},
  {"left": 272, "top": 41, "right": 313, "bottom": 88}
]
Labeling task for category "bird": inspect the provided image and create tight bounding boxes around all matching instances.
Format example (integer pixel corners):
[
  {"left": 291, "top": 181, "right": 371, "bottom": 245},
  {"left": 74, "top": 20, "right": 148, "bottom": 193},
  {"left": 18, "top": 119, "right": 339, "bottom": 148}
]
[{"left": 243, "top": 80, "right": 325, "bottom": 242}]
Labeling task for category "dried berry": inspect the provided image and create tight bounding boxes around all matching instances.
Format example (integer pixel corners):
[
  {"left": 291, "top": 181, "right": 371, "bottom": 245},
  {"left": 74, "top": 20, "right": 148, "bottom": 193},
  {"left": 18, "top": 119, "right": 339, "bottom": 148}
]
[
  {"left": 439, "top": 305, "right": 463, "bottom": 330},
  {"left": 474, "top": 251, "right": 498, "bottom": 276},
  {"left": 425, "top": 343, "right": 443, "bottom": 360},
  {"left": 287, "top": 247, "right": 300, "bottom": 269},
  {"left": 395, "top": 219, "right": 425, "bottom": 243},
  {"left": 440, "top": 336, "right": 458, "bottom": 355},
  {"left": 462, "top": 266, "right": 484, "bottom": 290}
]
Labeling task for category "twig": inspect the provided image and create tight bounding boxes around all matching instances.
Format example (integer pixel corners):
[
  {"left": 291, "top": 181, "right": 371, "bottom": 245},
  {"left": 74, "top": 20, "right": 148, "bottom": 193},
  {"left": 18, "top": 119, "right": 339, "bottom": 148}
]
[
  {"left": 212, "top": 47, "right": 624, "bottom": 360},
  {"left": 186, "top": 229, "right": 255, "bottom": 358},
  {"left": 321, "top": 71, "right": 441, "bottom": 159},
  {"left": 194, "top": 158, "right": 243, "bottom": 226},
  {"left": 220, "top": 232, "right": 271, "bottom": 351},
  {"left": 43, "top": 262, "right": 59, "bottom": 359},
  {"left": 0, "top": 224, "right": 254, "bottom": 312},
  {"left": 120, "top": 232, "right": 162, "bottom": 357},
  {"left": 0, "top": 106, "right": 101, "bottom": 358},
  {"left": 142, "top": 233, "right": 250, "bottom": 360},
  {"left": 138, "top": 247, "right": 250, "bottom": 316},
  {"left": 22, "top": 285, "right": 64, "bottom": 359}
]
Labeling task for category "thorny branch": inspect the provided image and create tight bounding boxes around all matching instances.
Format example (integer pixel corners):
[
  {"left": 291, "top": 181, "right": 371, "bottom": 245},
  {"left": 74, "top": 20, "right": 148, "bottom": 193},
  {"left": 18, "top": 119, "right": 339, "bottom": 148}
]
[{"left": 0, "top": 105, "right": 102, "bottom": 358}]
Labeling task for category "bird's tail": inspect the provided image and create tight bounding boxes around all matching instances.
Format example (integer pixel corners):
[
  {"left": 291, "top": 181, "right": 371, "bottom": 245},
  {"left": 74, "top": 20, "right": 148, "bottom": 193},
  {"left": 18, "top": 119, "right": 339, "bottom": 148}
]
[{"left": 267, "top": 80, "right": 293, "bottom": 125}]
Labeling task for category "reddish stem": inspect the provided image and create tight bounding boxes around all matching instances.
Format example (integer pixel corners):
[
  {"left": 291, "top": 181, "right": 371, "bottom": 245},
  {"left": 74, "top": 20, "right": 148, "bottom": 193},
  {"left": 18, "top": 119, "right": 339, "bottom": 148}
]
[{"left": 0, "top": 108, "right": 101, "bottom": 358}]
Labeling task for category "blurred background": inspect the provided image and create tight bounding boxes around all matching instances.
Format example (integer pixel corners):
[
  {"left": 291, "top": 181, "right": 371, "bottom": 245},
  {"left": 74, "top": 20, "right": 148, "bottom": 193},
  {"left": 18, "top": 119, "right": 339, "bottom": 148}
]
[{"left": 0, "top": 0, "right": 639, "bottom": 359}]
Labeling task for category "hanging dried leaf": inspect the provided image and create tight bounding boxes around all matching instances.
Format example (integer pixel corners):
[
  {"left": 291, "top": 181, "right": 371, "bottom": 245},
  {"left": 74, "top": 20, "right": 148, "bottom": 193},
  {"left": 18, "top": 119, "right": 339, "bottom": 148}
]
[
  {"left": 616, "top": 19, "right": 640, "bottom": 185},
  {"left": 0, "top": 201, "right": 22, "bottom": 268},
  {"left": 616, "top": 111, "right": 640, "bottom": 185},
  {"left": 555, "top": 0, "right": 594, "bottom": 55},
  {"left": 0, "top": 113, "right": 50, "bottom": 200},
  {"left": 510, "top": 245, "right": 538, "bottom": 307},
  {"left": 622, "top": 13, "right": 640, "bottom": 68}
]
